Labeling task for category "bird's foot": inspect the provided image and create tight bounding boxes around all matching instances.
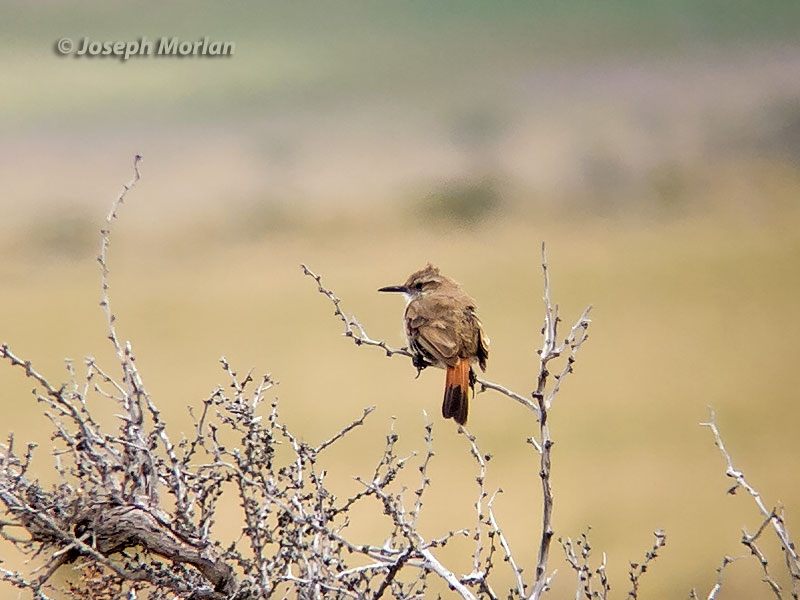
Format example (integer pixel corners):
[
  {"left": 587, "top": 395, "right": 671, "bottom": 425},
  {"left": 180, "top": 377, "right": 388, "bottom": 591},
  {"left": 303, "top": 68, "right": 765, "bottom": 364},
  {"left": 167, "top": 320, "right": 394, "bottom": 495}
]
[{"left": 412, "top": 353, "right": 430, "bottom": 378}]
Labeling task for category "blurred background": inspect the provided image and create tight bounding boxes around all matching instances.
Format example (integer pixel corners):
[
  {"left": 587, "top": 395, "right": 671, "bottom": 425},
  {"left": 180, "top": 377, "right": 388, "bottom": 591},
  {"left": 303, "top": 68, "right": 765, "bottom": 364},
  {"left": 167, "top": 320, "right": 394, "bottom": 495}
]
[{"left": 1, "top": 1, "right": 799, "bottom": 597}]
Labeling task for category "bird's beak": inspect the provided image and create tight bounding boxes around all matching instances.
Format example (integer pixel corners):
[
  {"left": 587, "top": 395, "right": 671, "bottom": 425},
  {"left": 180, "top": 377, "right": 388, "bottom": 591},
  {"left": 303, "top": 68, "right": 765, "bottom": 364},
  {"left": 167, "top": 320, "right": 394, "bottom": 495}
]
[{"left": 378, "top": 285, "right": 408, "bottom": 293}]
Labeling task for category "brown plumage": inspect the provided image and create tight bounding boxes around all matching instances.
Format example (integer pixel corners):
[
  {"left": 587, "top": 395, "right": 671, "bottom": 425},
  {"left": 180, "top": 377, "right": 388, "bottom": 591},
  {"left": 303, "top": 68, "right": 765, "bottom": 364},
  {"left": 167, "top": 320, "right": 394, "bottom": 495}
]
[{"left": 379, "top": 264, "right": 489, "bottom": 425}]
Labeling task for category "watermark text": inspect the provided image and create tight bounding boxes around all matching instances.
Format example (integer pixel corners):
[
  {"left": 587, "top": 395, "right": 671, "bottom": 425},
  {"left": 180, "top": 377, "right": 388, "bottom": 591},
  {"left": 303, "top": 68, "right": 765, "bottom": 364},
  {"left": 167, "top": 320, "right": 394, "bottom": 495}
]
[{"left": 55, "top": 36, "right": 235, "bottom": 60}]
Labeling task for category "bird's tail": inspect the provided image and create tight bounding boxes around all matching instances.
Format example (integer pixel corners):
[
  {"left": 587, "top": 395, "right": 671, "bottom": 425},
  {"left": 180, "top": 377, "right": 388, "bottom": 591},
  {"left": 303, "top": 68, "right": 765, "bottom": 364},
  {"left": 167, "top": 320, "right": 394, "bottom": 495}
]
[{"left": 443, "top": 357, "right": 470, "bottom": 425}]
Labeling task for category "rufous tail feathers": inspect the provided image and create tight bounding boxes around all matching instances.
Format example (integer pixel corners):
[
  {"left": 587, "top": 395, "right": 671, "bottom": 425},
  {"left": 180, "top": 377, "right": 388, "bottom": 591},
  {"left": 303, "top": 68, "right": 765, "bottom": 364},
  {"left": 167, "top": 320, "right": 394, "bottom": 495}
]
[{"left": 442, "top": 357, "right": 470, "bottom": 425}]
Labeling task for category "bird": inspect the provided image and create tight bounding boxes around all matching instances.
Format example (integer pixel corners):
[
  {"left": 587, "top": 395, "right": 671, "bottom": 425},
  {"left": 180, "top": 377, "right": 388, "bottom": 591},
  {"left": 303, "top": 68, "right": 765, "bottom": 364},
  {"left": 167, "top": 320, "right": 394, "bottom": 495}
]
[{"left": 378, "top": 264, "right": 489, "bottom": 425}]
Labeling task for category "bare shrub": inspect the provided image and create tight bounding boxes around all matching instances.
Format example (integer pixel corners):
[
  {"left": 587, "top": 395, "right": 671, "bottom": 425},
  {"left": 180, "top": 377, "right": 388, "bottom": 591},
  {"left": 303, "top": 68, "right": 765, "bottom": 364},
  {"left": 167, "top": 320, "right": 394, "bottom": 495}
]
[{"left": 0, "top": 157, "right": 796, "bottom": 599}]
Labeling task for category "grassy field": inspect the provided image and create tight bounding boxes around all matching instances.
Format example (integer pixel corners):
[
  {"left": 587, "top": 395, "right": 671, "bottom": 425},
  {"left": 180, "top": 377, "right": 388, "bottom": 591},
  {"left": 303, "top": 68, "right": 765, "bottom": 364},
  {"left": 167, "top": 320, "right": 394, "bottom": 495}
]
[{"left": 1, "top": 1, "right": 800, "bottom": 597}]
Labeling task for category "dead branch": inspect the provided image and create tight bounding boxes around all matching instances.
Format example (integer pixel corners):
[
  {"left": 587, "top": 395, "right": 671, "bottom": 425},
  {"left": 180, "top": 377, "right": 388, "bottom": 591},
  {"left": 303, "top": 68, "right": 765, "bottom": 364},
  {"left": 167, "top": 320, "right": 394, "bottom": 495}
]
[
  {"left": 700, "top": 409, "right": 800, "bottom": 599},
  {"left": 560, "top": 530, "right": 610, "bottom": 600},
  {"left": 626, "top": 529, "right": 667, "bottom": 599},
  {"left": 303, "top": 243, "right": 594, "bottom": 600},
  {"left": 530, "top": 243, "right": 592, "bottom": 600},
  {"left": 0, "top": 157, "right": 496, "bottom": 599}
]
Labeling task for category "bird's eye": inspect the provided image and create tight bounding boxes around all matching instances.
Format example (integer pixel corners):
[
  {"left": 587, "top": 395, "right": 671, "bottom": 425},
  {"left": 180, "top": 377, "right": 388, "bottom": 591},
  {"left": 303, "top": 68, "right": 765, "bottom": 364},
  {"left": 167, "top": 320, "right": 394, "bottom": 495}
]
[{"left": 414, "top": 282, "right": 423, "bottom": 290}]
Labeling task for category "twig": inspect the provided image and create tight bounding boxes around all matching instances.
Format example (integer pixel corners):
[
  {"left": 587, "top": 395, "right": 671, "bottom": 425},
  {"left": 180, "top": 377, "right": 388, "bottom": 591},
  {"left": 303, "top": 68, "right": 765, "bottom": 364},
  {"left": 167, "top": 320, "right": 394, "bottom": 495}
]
[
  {"left": 0, "top": 345, "right": 63, "bottom": 399},
  {"left": 461, "top": 428, "right": 490, "bottom": 584},
  {"left": 418, "top": 548, "right": 478, "bottom": 600},
  {"left": 741, "top": 511, "right": 783, "bottom": 598},
  {"left": 701, "top": 409, "right": 800, "bottom": 595},
  {"left": 315, "top": 406, "right": 375, "bottom": 454},
  {"left": 486, "top": 491, "right": 526, "bottom": 597},
  {"left": 698, "top": 555, "right": 744, "bottom": 600},
  {"left": 626, "top": 529, "right": 667, "bottom": 599},
  {"left": 98, "top": 154, "right": 142, "bottom": 362},
  {"left": 531, "top": 243, "right": 591, "bottom": 600},
  {"left": 409, "top": 413, "right": 435, "bottom": 529},
  {"left": 561, "top": 532, "right": 595, "bottom": 600}
]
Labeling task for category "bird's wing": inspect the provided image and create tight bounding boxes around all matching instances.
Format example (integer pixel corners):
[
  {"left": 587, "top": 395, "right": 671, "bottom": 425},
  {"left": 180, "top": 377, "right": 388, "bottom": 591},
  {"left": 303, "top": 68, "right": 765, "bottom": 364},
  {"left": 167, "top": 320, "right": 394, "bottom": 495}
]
[
  {"left": 405, "top": 295, "right": 471, "bottom": 367},
  {"left": 467, "top": 308, "right": 489, "bottom": 372},
  {"left": 414, "top": 321, "right": 460, "bottom": 366}
]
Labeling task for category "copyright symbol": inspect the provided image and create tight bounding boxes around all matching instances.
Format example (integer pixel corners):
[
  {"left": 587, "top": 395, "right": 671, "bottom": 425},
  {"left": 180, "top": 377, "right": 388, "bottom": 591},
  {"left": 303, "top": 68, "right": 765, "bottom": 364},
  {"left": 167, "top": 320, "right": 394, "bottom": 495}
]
[{"left": 56, "top": 37, "right": 73, "bottom": 55}]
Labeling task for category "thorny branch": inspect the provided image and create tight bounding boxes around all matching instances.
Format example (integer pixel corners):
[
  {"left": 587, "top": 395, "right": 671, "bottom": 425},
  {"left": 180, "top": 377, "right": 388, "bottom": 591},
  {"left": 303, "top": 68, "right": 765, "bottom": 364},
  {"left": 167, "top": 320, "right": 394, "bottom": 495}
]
[
  {"left": 626, "top": 529, "right": 667, "bottom": 599},
  {"left": 0, "top": 291, "right": 472, "bottom": 599},
  {"left": 303, "top": 243, "right": 594, "bottom": 600},
  {"left": 560, "top": 530, "right": 610, "bottom": 600},
  {"left": 697, "top": 409, "right": 800, "bottom": 600},
  {"left": 530, "top": 243, "right": 592, "bottom": 600},
  {"left": 0, "top": 157, "right": 489, "bottom": 599},
  {"left": 690, "top": 555, "right": 743, "bottom": 600}
]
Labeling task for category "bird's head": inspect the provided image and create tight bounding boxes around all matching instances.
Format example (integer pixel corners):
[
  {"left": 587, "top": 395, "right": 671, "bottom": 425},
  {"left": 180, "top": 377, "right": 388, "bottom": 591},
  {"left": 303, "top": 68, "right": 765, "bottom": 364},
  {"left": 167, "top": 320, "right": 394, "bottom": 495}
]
[{"left": 378, "top": 263, "right": 445, "bottom": 299}]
